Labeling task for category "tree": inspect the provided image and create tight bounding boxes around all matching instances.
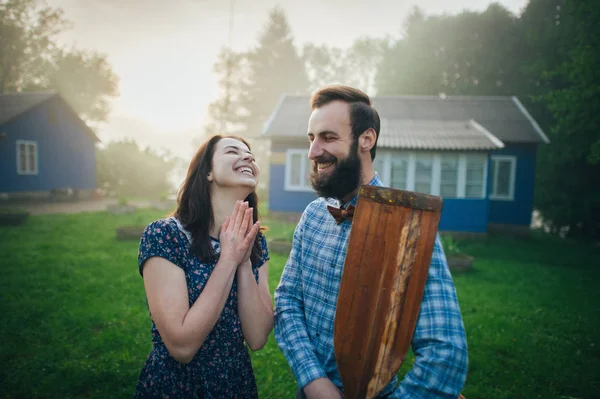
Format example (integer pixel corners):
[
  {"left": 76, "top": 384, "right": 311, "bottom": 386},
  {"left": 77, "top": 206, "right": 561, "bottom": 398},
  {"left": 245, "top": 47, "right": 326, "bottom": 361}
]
[
  {"left": 302, "top": 36, "right": 391, "bottom": 94},
  {"left": 203, "top": 48, "right": 251, "bottom": 138},
  {"left": 205, "top": 6, "right": 308, "bottom": 138},
  {"left": 522, "top": 0, "right": 600, "bottom": 237},
  {"left": 0, "top": 0, "right": 118, "bottom": 122},
  {"left": 374, "top": 4, "right": 521, "bottom": 96},
  {"left": 96, "top": 140, "right": 177, "bottom": 199}
]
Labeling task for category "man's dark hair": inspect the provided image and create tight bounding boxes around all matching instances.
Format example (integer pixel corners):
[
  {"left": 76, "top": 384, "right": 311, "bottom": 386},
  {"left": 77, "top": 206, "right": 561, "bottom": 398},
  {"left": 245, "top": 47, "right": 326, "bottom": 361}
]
[{"left": 309, "top": 85, "right": 380, "bottom": 160}]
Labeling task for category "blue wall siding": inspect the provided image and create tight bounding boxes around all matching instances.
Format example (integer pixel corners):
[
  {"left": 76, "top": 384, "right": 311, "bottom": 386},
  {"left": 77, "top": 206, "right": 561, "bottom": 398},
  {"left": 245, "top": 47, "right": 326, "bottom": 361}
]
[
  {"left": 269, "top": 163, "right": 489, "bottom": 233},
  {"left": 269, "top": 164, "right": 317, "bottom": 212},
  {"left": 488, "top": 144, "right": 537, "bottom": 226},
  {"left": 0, "top": 98, "right": 97, "bottom": 192},
  {"left": 439, "top": 199, "right": 489, "bottom": 232}
]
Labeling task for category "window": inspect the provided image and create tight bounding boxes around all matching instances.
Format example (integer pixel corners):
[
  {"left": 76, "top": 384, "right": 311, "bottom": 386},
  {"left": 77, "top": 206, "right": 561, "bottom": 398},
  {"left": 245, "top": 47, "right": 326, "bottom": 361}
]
[
  {"left": 16, "top": 140, "right": 38, "bottom": 175},
  {"left": 465, "top": 154, "right": 487, "bottom": 198},
  {"left": 376, "top": 151, "right": 488, "bottom": 199},
  {"left": 390, "top": 154, "right": 408, "bottom": 190},
  {"left": 414, "top": 154, "right": 433, "bottom": 194},
  {"left": 285, "top": 149, "right": 312, "bottom": 191},
  {"left": 490, "top": 156, "right": 516, "bottom": 200},
  {"left": 440, "top": 154, "right": 459, "bottom": 197}
]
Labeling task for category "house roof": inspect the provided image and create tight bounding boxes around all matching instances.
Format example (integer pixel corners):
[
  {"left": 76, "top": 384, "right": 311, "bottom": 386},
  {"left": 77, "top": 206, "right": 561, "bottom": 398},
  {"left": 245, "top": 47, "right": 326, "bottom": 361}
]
[
  {"left": 0, "top": 91, "right": 57, "bottom": 125},
  {"left": 262, "top": 94, "right": 550, "bottom": 150},
  {"left": 0, "top": 91, "right": 99, "bottom": 142},
  {"left": 379, "top": 119, "right": 504, "bottom": 150}
]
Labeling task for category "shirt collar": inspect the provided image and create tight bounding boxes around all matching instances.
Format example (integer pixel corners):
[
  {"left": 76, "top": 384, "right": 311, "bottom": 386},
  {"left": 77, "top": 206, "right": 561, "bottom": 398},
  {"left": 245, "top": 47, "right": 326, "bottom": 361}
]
[{"left": 328, "top": 172, "right": 383, "bottom": 209}]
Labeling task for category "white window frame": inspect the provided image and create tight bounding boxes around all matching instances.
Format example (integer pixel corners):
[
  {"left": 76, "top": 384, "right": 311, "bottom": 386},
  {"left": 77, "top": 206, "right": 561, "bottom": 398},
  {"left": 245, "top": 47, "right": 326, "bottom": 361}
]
[
  {"left": 16, "top": 140, "right": 38, "bottom": 175},
  {"left": 464, "top": 153, "right": 488, "bottom": 199},
  {"left": 376, "top": 150, "right": 488, "bottom": 199},
  {"left": 439, "top": 153, "right": 460, "bottom": 198},
  {"left": 284, "top": 149, "right": 312, "bottom": 192},
  {"left": 489, "top": 155, "right": 517, "bottom": 201}
]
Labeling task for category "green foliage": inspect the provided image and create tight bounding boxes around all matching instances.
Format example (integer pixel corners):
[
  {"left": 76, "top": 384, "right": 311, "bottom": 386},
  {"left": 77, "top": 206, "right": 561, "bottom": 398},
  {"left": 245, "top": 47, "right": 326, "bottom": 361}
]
[
  {"left": 96, "top": 139, "right": 176, "bottom": 199},
  {"left": 205, "top": 6, "right": 309, "bottom": 138},
  {"left": 302, "top": 36, "right": 391, "bottom": 94},
  {"left": 440, "top": 234, "right": 463, "bottom": 255},
  {"left": 0, "top": 0, "right": 118, "bottom": 122},
  {"left": 524, "top": 0, "right": 600, "bottom": 238},
  {"left": 375, "top": 4, "right": 522, "bottom": 96}
]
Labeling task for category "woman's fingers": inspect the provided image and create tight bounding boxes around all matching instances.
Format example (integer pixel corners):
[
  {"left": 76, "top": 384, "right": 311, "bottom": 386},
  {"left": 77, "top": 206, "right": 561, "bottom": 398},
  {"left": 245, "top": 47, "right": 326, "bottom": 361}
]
[
  {"left": 244, "top": 221, "right": 260, "bottom": 247},
  {"left": 233, "top": 201, "right": 246, "bottom": 233},
  {"left": 245, "top": 208, "right": 254, "bottom": 235},
  {"left": 226, "top": 201, "right": 239, "bottom": 232},
  {"left": 241, "top": 207, "right": 252, "bottom": 235}
]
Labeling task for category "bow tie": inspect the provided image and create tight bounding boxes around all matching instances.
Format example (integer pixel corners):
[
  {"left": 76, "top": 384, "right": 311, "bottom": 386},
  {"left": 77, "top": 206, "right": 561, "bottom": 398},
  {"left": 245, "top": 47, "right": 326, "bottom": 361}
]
[{"left": 327, "top": 204, "right": 355, "bottom": 224}]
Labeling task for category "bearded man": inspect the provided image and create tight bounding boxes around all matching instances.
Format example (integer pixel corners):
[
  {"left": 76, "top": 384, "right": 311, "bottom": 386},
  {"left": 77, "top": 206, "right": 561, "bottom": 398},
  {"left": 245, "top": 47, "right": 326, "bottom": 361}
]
[{"left": 273, "top": 85, "right": 468, "bottom": 399}]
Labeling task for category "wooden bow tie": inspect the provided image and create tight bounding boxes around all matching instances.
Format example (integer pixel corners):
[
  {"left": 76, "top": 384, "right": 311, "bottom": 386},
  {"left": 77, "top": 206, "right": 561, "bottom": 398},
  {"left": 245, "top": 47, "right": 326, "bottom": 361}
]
[{"left": 327, "top": 204, "right": 355, "bottom": 224}]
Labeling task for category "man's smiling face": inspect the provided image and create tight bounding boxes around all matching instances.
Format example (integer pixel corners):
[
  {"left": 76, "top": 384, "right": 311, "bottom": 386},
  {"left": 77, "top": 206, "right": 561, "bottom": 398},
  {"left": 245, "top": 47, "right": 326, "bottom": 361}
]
[{"left": 307, "top": 100, "right": 362, "bottom": 200}]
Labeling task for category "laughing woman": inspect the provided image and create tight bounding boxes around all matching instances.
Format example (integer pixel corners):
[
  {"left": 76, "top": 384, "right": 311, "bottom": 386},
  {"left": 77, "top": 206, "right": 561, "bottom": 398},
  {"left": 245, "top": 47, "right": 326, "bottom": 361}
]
[{"left": 135, "top": 135, "right": 273, "bottom": 398}]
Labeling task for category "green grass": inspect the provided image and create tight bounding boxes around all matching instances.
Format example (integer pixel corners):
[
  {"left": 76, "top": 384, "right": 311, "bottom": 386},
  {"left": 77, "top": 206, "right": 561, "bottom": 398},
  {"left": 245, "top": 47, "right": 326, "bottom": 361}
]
[{"left": 0, "top": 211, "right": 599, "bottom": 398}]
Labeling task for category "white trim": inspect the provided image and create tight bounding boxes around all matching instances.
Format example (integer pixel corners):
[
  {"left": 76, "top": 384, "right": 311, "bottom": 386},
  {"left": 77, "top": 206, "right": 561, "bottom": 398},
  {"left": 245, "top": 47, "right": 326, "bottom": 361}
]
[
  {"left": 284, "top": 149, "right": 312, "bottom": 192},
  {"left": 431, "top": 153, "right": 441, "bottom": 196},
  {"left": 489, "top": 155, "right": 517, "bottom": 201},
  {"left": 439, "top": 153, "right": 460, "bottom": 198},
  {"left": 469, "top": 119, "right": 505, "bottom": 148},
  {"left": 457, "top": 155, "right": 467, "bottom": 197},
  {"left": 16, "top": 140, "right": 38, "bottom": 175},
  {"left": 482, "top": 155, "right": 489, "bottom": 198},
  {"left": 463, "top": 153, "right": 488, "bottom": 199},
  {"left": 511, "top": 96, "right": 551, "bottom": 144},
  {"left": 407, "top": 153, "right": 416, "bottom": 191}
]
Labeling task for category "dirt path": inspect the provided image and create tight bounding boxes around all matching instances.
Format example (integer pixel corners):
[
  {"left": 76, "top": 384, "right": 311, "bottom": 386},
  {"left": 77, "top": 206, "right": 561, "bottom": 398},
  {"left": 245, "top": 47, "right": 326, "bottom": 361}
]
[{"left": 0, "top": 199, "right": 152, "bottom": 215}]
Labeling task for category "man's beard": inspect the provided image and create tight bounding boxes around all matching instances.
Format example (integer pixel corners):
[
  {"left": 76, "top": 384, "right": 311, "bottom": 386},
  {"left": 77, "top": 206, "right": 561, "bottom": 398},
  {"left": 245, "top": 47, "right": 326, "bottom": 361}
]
[{"left": 310, "top": 142, "right": 362, "bottom": 201}]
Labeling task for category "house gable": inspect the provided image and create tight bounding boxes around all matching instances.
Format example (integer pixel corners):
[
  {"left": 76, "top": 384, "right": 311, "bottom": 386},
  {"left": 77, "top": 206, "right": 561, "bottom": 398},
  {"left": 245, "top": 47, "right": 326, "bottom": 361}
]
[{"left": 0, "top": 93, "right": 98, "bottom": 193}]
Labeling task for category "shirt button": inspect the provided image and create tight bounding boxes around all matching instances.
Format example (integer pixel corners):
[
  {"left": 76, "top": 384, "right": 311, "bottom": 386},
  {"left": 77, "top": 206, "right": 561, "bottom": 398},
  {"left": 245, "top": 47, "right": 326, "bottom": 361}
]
[
  {"left": 330, "top": 263, "right": 335, "bottom": 268},
  {"left": 316, "top": 332, "right": 320, "bottom": 337},
  {"left": 325, "top": 299, "right": 328, "bottom": 303}
]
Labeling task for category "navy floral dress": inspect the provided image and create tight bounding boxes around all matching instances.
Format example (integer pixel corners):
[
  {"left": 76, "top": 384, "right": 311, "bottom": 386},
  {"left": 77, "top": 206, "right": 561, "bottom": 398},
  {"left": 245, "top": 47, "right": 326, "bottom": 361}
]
[{"left": 135, "top": 217, "right": 269, "bottom": 398}]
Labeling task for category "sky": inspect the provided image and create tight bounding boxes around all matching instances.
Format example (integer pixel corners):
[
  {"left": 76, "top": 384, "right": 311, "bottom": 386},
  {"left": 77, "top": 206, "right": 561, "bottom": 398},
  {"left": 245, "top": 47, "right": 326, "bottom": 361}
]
[{"left": 46, "top": 0, "right": 529, "bottom": 159}]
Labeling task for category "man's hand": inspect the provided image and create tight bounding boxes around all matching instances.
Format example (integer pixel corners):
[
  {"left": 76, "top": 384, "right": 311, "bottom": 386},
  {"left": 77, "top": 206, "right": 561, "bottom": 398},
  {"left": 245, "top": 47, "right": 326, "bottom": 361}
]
[{"left": 303, "top": 378, "right": 343, "bottom": 399}]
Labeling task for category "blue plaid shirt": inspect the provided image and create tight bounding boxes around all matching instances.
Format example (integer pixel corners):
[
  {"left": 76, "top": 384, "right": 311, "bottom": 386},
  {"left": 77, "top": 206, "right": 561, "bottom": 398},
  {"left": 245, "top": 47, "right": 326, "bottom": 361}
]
[{"left": 274, "top": 174, "right": 468, "bottom": 398}]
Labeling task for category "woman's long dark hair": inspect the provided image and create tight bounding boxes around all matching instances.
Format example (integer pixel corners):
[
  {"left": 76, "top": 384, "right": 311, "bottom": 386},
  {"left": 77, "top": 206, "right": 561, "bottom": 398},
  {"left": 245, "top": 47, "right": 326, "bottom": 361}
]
[{"left": 173, "top": 135, "right": 264, "bottom": 265}]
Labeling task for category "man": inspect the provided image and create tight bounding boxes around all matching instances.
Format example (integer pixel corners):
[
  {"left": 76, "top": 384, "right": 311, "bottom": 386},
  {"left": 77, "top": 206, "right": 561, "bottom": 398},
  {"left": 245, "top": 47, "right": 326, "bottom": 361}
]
[{"left": 274, "top": 85, "right": 468, "bottom": 398}]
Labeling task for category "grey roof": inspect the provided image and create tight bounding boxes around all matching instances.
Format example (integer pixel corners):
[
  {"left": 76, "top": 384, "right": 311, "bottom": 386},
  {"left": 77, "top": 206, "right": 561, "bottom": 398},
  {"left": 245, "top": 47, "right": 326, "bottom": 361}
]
[
  {"left": 379, "top": 119, "right": 504, "bottom": 150},
  {"left": 262, "top": 94, "right": 549, "bottom": 150},
  {"left": 0, "top": 91, "right": 57, "bottom": 125},
  {"left": 0, "top": 91, "right": 99, "bottom": 142}
]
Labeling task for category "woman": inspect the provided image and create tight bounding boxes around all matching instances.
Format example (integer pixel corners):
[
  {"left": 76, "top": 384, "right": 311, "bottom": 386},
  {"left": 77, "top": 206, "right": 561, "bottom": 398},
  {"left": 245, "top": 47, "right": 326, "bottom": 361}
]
[{"left": 135, "top": 135, "right": 273, "bottom": 398}]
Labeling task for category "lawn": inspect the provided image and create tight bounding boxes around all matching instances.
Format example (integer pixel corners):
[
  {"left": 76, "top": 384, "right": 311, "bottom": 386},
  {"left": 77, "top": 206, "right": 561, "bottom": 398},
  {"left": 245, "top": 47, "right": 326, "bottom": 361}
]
[{"left": 0, "top": 209, "right": 599, "bottom": 398}]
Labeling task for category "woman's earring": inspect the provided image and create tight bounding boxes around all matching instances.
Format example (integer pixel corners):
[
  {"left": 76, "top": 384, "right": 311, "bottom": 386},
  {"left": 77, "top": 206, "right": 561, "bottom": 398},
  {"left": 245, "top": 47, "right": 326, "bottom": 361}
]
[{"left": 207, "top": 174, "right": 213, "bottom": 182}]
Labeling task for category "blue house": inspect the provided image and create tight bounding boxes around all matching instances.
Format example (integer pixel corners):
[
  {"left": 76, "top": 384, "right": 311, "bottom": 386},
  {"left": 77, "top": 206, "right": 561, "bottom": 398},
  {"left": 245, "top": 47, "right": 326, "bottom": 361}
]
[
  {"left": 262, "top": 95, "right": 550, "bottom": 233},
  {"left": 0, "top": 92, "right": 99, "bottom": 200}
]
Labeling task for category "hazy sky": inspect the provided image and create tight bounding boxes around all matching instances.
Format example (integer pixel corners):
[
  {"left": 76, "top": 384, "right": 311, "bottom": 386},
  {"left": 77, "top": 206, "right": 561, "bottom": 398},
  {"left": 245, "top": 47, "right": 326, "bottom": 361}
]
[{"left": 46, "top": 0, "right": 528, "bottom": 158}]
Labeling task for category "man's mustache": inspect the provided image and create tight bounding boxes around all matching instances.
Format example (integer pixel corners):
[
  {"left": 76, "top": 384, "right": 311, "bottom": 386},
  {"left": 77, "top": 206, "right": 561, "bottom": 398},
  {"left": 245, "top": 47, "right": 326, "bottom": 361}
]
[{"left": 312, "top": 155, "right": 337, "bottom": 165}]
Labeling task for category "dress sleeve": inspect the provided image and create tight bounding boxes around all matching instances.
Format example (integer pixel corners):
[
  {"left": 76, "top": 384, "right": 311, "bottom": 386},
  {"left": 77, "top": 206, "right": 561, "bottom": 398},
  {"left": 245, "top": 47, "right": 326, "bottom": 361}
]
[
  {"left": 253, "top": 232, "right": 270, "bottom": 269},
  {"left": 138, "top": 219, "right": 186, "bottom": 276}
]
